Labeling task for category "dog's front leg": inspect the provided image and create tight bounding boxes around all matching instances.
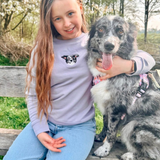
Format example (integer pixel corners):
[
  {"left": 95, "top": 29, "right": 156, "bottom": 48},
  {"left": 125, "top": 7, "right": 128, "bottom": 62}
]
[
  {"left": 94, "top": 111, "right": 121, "bottom": 157},
  {"left": 95, "top": 115, "right": 108, "bottom": 142}
]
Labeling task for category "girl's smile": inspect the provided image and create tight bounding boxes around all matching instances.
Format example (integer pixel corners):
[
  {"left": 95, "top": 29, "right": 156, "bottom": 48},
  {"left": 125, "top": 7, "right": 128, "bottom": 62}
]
[{"left": 51, "top": 0, "right": 83, "bottom": 40}]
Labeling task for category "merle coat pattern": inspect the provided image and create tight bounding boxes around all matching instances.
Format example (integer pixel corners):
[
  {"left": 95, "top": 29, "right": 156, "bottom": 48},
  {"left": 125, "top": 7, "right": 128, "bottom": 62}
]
[{"left": 87, "top": 15, "right": 160, "bottom": 160}]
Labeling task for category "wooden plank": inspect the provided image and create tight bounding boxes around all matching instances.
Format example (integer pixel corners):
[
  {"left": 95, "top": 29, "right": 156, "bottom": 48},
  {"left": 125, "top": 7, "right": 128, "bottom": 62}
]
[
  {"left": 0, "top": 128, "right": 21, "bottom": 156},
  {"left": 0, "top": 66, "right": 26, "bottom": 97},
  {"left": 0, "top": 128, "right": 126, "bottom": 159},
  {"left": 86, "top": 141, "right": 126, "bottom": 160}
]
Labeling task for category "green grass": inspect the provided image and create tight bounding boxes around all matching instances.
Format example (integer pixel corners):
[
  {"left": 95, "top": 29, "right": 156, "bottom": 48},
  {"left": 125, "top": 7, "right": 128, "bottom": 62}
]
[
  {"left": 0, "top": 54, "right": 29, "bottom": 66},
  {"left": 0, "top": 97, "right": 103, "bottom": 132},
  {"left": 95, "top": 104, "right": 103, "bottom": 134},
  {"left": 0, "top": 97, "right": 29, "bottom": 129},
  {"left": 137, "top": 33, "right": 160, "bottom": 55},
  {"left": 0, "top": 97, "right": 30, "bottom": 159}
]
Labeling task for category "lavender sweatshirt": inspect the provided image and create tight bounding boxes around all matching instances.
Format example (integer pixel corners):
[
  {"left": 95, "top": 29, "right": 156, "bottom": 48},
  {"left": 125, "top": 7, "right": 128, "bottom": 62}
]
[{"left": 26, "top": 33, "right": 155, "bottom": 136}]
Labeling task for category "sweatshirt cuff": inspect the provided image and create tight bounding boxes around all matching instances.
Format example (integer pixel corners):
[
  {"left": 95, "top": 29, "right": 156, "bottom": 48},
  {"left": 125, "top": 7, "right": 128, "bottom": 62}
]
[{"left": 32, "top": 118, "right": 50, "bottom": 136}]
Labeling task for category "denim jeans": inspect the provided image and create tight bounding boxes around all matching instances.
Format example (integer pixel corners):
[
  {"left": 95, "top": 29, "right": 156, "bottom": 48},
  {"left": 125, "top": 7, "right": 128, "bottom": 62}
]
[{"left": 4, "top": 118, "right": 96, "bottom": 160}]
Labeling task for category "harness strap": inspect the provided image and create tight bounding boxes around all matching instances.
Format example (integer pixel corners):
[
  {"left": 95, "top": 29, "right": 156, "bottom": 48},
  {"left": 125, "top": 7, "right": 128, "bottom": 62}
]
[{"left": 132, "top": 74, "right": 149, "bottom": 106}]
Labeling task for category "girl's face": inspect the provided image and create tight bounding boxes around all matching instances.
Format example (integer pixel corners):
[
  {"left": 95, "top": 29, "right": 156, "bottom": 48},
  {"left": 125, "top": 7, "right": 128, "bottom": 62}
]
[{"left": 51, "top": 0, "right": 83, "bottom": 40}]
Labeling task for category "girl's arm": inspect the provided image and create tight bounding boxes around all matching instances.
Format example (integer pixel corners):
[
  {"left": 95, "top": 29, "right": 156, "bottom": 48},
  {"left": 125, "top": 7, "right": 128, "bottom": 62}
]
[
  {"left": 96, "top": 50, "right": 155, "bottom": 80},
  {"left": 26, "top": 49, "right": 66, "bottom": 151},
  {"left": 26, "top": 48, "right": 50, "bottom": 136}
]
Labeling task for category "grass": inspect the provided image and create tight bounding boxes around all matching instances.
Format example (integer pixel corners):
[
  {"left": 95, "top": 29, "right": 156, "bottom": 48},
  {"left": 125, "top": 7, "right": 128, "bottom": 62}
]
[
  {"left": 0, "top": 97, "right": 103, "bottom": 132},
  {"left": 0, "top": 97, "right": 30, "bottom": 159},
  {"left": 0, "top": 97, "right": 29, "bottom": 129},
  {"left": 137, "top": 33, "right": 160, "bottom": 55},
  {"left": 0, "top": 54, "right": 29, "bottom": 66}
]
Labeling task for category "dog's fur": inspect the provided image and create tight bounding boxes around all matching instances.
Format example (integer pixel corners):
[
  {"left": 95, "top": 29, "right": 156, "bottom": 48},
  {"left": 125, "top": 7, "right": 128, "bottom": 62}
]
[{"left": 87, "top": 15, "right": 160, "bottom": 160}]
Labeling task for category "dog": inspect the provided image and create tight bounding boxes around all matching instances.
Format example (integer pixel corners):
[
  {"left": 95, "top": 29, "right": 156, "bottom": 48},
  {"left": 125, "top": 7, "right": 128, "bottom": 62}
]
[
  {"left": 61, "top": 54, "right": 79, "bottom": 65},
  {"left": 87, "top": 15, "right": 160, "bottom": 160}
]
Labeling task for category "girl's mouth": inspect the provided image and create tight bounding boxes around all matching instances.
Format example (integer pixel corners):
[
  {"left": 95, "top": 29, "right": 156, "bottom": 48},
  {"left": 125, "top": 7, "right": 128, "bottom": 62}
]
[{"left": 65, "top": 26, "right": 75, "bottom": 33}]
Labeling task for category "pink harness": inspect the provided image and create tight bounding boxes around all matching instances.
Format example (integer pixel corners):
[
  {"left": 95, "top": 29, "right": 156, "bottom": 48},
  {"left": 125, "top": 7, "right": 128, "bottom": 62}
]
[
  {"left": 131, "top": 74, "right": 149, "bottom": 106},
  {"left": 93, "top": 74, "right": 150, "bottom": 120}
]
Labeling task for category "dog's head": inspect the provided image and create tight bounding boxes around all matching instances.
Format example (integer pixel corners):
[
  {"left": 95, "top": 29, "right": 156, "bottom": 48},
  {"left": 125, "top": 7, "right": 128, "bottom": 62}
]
[
  {"left": 61, "top": 54, "right": 79, "bottom": 65},
  {"left": 88, "top": 15, "right": 137, "bottom": 70}
]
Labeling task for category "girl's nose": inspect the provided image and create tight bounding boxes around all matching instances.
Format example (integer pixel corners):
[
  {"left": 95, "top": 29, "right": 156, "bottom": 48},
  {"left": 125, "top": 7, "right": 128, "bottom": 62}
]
[{"left": 63, "top": 18, "right": 71, "bottom": 27}]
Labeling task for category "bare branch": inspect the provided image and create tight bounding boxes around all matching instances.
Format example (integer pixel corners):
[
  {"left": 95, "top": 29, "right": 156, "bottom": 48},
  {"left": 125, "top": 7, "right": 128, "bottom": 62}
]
[{"left": 5, "top": 11, "right": 28, "bottom": 33}]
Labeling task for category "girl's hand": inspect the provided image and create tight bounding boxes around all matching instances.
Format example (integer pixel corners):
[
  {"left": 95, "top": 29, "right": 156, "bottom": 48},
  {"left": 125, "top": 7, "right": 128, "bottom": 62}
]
[
  {"left": 37, "top": 132, "right": 66, "bottom": 152},
  {"left": 96, "top": 56, "right": 133, "bottom": 80}
]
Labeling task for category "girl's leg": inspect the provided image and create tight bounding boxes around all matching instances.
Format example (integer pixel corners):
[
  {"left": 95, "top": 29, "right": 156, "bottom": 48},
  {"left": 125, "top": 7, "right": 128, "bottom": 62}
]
[
  {"left": 46, "top": 118, "right": 96, "bottom": 160},
  {"left": 3, "top": 122, "right": 47, "bottom": 160}
]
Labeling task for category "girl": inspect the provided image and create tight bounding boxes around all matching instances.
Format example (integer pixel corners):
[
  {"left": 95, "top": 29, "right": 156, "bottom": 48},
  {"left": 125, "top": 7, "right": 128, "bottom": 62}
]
[{"left": 4, "top": 0, "right": 155, "bottom": 160}]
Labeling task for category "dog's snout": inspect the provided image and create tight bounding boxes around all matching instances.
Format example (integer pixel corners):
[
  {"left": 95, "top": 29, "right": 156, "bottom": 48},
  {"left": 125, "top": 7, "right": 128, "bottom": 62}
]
[{"left": 104, "top": 42, "right": 114, "bottom": 51}]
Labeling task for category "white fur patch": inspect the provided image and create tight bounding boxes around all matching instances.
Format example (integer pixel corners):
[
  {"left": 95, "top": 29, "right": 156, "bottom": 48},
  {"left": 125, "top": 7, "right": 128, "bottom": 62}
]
[
  {"left": 91, "top": 80, "right": 111, "bottom": 115},
  {"left": 121, "top": 152, "right": 134, "bottom": 160},
  {"left": 94, "top": 140, "right": 111, "bottom": 157}
]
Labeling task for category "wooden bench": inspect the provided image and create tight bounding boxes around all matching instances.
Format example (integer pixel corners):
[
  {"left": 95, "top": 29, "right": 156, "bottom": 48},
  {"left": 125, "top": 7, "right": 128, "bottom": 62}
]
[
  {"left": 0, "top": 66, "right": 126, "bottom": 159},
  {"left": 1, "top": 59, "right": 160, "bottom": 159}
]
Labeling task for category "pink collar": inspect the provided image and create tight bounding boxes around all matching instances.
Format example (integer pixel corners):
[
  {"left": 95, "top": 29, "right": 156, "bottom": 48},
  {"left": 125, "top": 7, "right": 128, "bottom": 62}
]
[{"left": 93, "top": 76, "right": 103, "bottom": 85}]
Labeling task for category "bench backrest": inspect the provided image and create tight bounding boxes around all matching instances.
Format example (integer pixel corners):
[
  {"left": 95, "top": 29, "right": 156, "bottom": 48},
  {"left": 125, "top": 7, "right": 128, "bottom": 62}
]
[
  {"left": 0, "top": 66, "right": 26, "bottom": 97},
  {"left": 0, "top": 66, "right": 26, "bottom": 156}
]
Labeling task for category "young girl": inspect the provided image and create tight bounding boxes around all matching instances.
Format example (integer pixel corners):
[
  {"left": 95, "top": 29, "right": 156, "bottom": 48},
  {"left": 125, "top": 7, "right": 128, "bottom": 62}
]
[{"left": 4, "top": 0, "right": 155, "bottom": 160}]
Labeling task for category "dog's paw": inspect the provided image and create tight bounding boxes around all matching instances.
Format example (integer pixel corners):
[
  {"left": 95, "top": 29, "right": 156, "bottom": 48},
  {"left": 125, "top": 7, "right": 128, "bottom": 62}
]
[
  {"left": 93, "top": 146, "right": 110, "bottom": 157},
  {"left": 121, "top": 152, "right": 134, "bottom": 160}
]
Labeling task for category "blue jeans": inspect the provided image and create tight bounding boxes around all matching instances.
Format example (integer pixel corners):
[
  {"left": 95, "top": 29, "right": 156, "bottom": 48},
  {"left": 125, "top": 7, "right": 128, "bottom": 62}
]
[{"left": 4, "top": 118, "right": 96, "bottom": 160}]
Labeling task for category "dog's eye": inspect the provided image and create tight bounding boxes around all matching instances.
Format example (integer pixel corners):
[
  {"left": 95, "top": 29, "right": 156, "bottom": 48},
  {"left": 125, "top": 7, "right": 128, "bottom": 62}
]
[
  {"left": 117, "top": 29, "right": 124, "bottom": 35},
  {"left": 99, "top": 28, "right": 104, "bottom": 33}
]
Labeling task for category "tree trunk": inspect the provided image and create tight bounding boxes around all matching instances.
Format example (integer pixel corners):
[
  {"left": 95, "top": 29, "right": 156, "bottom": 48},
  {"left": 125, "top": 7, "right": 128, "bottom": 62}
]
[
  {"left": 119, "top": 0, "right": 125, "bottom": 17},
  {"left": 0, "top": 0, "right": 3, "bottom": 36},
  {"left": 3, "top": 11, "right": 14, "bottom": 31},
  {"left": 144, "top": 0, "right": 149, "bottom": 43},
  {"left": 112, "top": 0, "right": 116, "bottom": 15}
]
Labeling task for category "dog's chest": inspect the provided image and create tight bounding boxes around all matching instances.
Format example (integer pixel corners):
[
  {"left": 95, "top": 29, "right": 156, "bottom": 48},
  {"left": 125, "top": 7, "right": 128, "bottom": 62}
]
[
  {"left": 91, "top": 80, "right": 111, "bottom": 114},
  {"left": 91, "top": 76, "right": 139, "bottom": 114}
]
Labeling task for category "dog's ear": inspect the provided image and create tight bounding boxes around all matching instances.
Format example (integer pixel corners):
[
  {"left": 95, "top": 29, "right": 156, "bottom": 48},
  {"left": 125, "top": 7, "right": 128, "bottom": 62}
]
[
  {"left": 61, "top": 56, "right": 68, "bottom": 59},
  {"left": 127, "top": 22, "right": 137, "bottom": 43},
  {"left": 88, "top": 22, "right": 97, "bottom": 49}
]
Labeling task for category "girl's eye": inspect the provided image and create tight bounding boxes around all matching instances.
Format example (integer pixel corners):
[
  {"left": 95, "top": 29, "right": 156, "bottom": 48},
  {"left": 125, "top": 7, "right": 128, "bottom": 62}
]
[
  {"left": 55, "top": 17, "right": 60, "bottom": 21},
  {"left": 68, "top": 12, "right": 74, "bottom": 16}
]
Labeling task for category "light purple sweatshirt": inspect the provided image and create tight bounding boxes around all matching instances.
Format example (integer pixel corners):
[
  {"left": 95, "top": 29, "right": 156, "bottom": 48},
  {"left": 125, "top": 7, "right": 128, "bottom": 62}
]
[{"left": 26, "top": 33, "right": 155, "bottom": 136}]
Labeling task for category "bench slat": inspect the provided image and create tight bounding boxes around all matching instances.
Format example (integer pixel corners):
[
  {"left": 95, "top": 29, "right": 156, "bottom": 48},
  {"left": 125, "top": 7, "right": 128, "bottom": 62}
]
[
  {"left": 0, "top": 128, "right": 125, "bottom": 159},
  {"left": 0, "top": 128, "right": 21, "bottom": 156}
]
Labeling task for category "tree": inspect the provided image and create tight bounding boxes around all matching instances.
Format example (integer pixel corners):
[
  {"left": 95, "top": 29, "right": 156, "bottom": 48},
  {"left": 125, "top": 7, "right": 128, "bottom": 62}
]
[
  {"left": 0, "top": 0, "right": 39, "bottom": 36},
  {"left": 139, "top": 0, "right": 160, "bottom": 42},
  {"left": 119, "top": 0, "right": 125, "bottom": 16}
]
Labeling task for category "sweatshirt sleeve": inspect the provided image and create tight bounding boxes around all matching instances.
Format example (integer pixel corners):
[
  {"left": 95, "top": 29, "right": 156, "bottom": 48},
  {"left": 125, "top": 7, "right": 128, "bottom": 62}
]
[
  {"left": 26, "top": 49, "right": 50, "bottom": 136},
  {"left": 129, "top": 50, "right": 155, "bottom": 75}
]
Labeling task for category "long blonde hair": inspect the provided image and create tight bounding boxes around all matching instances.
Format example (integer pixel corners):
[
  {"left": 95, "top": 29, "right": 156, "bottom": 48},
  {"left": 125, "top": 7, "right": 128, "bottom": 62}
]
[{"left": 26, "top": 0, "right": 88, "bottom": 119}]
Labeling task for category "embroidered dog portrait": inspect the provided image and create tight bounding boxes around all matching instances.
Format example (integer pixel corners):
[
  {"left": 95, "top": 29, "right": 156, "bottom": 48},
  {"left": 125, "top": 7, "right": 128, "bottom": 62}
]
[{"left": 61, "top": 54, "right": 79, "bottom": 65}]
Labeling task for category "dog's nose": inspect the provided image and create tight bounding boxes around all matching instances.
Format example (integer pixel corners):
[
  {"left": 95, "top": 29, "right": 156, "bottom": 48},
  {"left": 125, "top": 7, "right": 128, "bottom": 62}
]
[{"left": 104, "top": 42, "right": 114, "bottom": 51}]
